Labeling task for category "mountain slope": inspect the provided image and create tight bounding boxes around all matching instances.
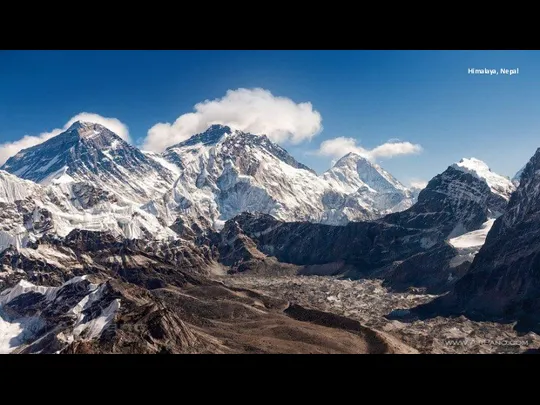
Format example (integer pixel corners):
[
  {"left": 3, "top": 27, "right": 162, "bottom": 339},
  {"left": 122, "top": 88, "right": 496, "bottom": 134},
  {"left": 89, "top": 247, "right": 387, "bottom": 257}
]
[
  {"left": 2, "top": 121, "right": 176, "bottom": 204},
  {"left": 1, "top": 123, "right": 419, "bottom": 237},
  {"left": 152, "top": 125, "right": 414, "bottom": 229},
  {"left": 322, "top": 152, "right": 414, "bottom": 214},
  {"left": 0, "top": 122, "right": 179, "bottom": 248},
  {"left": 451, "top": 158, "right": 514, "bottom": 214},
  {"left": 512, "top": 165, "right": 525, "bottom": 186},
  {"left": 412, "top": 148, "right": 540, "bottom": 332},
  {"left": 0, "top": 168, "right": 175, "bottom": 253}
]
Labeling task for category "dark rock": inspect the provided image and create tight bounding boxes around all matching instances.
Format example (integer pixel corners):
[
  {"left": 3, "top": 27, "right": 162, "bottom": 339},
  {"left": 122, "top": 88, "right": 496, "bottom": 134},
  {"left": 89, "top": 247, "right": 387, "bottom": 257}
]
[{"left": 411, "top": 148, "right": 540, "bottom": 333}]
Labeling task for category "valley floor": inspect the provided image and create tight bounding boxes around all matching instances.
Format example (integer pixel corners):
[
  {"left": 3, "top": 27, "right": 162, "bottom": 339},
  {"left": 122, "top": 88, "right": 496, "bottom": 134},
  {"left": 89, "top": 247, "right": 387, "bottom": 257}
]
[{"left": 222, "top": 274, "right": 540, "bottom": 354}]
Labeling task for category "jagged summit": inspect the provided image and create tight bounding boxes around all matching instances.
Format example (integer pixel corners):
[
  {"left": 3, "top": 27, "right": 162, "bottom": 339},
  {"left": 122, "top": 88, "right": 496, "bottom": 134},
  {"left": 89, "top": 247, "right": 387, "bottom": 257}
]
[
  {"left": 383, "top": 157, "right": 516, "bottom": 242},
  {"left": 169, "top": 124, "right": 233, "bottom": 149},
  {"left": 323, "top": 151, "right": 410, "bottom": 205},
  {"left": 450, "top": 157, "right": 514, "bottom": 201},
  {"left": 158, "top": 124, "right": 418, "bottom": 229},
  {"left": 66, "top": 120, "right": 101, "bottom": 132},
  {"left": 1, "top": 121, "right": 175, "bottom": 203},
  {"left": 453, "top": 157, "right": 490, "bottom": 171},
  {"left": 2, "top": 121, "right": 126, "bottom": 181},
  {"left": 332, "top": 152, "right": 368, "bottom": 168},
  {"left": 164, "top": 124, "right": 315, "bottom": 173}
]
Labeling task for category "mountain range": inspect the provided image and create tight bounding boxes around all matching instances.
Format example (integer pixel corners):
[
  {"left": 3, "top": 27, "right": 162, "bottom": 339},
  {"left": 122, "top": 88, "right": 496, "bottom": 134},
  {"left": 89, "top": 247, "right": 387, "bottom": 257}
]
[
  {"left": 1, "top": 119, "right": 537, "bottom": 353},
  {"left": 0, "top": 122, "right": 418, "bottom": 251}
]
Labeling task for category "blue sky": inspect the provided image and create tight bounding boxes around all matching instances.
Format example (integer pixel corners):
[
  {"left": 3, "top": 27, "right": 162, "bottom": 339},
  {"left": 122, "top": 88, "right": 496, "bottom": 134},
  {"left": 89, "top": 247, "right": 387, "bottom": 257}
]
[{"left": 1, "top": 50, "right": 539, "bottom": 185}]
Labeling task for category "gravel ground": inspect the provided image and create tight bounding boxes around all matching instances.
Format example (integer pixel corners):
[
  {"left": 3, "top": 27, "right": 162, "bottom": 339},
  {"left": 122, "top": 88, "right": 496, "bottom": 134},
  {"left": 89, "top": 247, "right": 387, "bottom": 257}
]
[{"left": 222, "top": 274, "right": 540, "bottom": 354}]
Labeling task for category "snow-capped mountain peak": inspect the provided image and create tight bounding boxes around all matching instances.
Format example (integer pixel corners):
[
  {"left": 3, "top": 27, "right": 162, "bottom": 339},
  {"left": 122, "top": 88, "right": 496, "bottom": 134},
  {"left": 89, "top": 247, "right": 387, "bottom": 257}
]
[
  {"left": 165, "top": 125, "right": 314, "bottom": 173},
  {"left": 152, "top": 125, "right": 418, "bottom": 229},
  {"left": 324, "top": 151, "right": 409, "bottom": 195},
  {"left": 451, "top": 157, "right": 515, "bottom": 200},
  {"left": 169, "top": 124, "right": 233, "bottom": 149},
  {"left": 0, "top": 122, "right": 426, "bottom": 248},
  {"left": 66, "top": 120, "right": 108, "bottom": 137},
  {"left": 2, "top": 121, "right": 176, "bottom": 204},
  {"left": 319, "top": 152, "right": 415, "bottom": 217},
  {"left": 357, "top": 157, "right": 408, "bottom": 193}
]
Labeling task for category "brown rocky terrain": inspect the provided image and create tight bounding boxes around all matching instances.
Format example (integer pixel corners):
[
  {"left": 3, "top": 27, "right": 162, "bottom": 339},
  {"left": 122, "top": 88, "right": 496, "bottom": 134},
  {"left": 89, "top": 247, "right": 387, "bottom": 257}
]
[
  {"left": 0, "top": 231, "right": 416, "bottom": 354},
  {"left": 222, "top": 274, "right": 540, "bottom": 354}
]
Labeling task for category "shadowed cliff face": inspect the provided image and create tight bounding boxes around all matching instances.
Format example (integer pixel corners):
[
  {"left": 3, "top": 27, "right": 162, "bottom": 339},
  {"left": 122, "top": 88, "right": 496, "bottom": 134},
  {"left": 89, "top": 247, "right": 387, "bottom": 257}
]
[
  {"left": 220, "top": 212, "right": 463, "bottom": 294},
  {"left": 226, "top": 212, "right": 425, "bottom": 272},
  {"left": 411, "top": 148, "right": 540, "bottom": 333}
]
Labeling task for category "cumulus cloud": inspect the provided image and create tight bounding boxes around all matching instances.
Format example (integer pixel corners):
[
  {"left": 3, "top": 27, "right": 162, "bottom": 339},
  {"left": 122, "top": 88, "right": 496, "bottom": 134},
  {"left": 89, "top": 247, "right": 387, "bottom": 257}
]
[
  {"left": 409, "top": 179, "right": 428, "bottom": 189},
  {"left": 316, "top": 136, "right": 423, "bottom": 162},
  {"left": 369, "top": 142, "right": 423, "bottom": 160},
  {"left": 142, "top": 88, "right": 322, "bottom": 152},
  {"left": 0, "top": 112, "right": 130, "bottom": 165}
]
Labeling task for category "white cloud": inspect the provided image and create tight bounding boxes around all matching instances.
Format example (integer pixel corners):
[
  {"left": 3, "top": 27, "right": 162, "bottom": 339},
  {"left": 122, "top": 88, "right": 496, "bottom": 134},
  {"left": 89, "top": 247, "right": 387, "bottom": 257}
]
[
  {"left": 369, "top": 142, "right": 423, "bottom": 160},
  {"left": 409, "top": 179, "right": 428, "bottom": 189},
  {"left": 64, "top": 113, "right": 130, "bottom": 142},
  {"left": 142, "top": 88, "right": 322, "bottom": 152},
  {"left": 317, "top": 137, "right": 364, "bottom": 158},
  {"left": 0, "top": 112, "right": 130, "bottom": 165},
  {"left": 316, "top": 137, "right": 423, "bottom": 161}
]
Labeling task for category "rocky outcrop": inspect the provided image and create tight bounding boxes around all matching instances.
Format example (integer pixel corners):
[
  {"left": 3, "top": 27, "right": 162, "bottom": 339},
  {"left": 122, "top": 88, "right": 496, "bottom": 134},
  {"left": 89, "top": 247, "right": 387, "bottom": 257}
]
[
  {"left": 383, "top": 165, "right": 506, "bottom": 241},
  {"left": 0, "top": 257, "right": 416, "bottom": 354},
  {"left": 411, "top": 148, "right": 540, "bottom": 333},
  {"left": 380, "top": 243, "right": 470, "bottom": 294},
  {"left": 0, "top": 229, "right": 214, "bottom": 292},
  {"left": 216, "top": 219, "right": 298, "bottom": 275}
]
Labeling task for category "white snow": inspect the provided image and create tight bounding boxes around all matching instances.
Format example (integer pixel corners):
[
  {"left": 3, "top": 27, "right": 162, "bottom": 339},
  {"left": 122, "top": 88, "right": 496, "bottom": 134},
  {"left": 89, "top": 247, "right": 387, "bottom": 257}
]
[
  {"left": 0, "top": 279, "right": 61, "bottom": 306},
  {"left": 0, "top": 313, "right": 42, "bottom": 354},
  {"left": 448, "top": 218, "right": 495, "bottom": 249},
  {"left": 40, "top": 166, "right": 74, "bottom": 186},
  {"left": 50, "top": 168, "right": 75, "bottom": 185},
  {"left": 0, "top": 276, "right": 120, "bottom": 353},
  {"left": 0, "top": 314, "right": 23, "bottom": 354},
  {"left": 452, "top": 158, "right": 515, "bottom": 200},
  {"left": 143, "top": 151, "right": 182, "bottom": 178},
  {"left": 161, "top": 133, "right": 415, "bottom": 229},
  {"left": 73, "top": 299, "right": 120, "bottom": 340},
  {"left": 448, "top": 219, "right": 496, "bottom": 268},
  {"left": 0, "top": 126, "right": 417, "bottom": 247},
  {"left": 0, "top": 170, "right": 38, "bottom": 203}
]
